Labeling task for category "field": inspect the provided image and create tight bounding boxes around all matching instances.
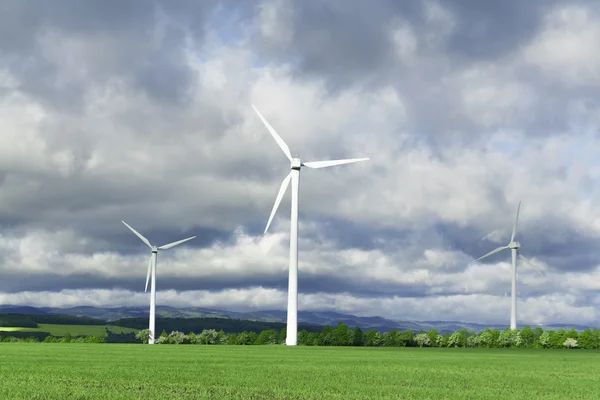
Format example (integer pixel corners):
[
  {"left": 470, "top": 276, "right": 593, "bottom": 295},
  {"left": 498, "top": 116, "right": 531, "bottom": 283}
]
[
  {"left": 0, "top": 324, "right": 137, "bottom": 336},
  {"left": 1, "top": 345, "right": 599, "bottom": 399}
]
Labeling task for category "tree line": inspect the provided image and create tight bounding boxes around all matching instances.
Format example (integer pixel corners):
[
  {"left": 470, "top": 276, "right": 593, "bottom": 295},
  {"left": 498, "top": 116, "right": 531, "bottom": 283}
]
[
  {"left": 2, "top": 315, "right": 599, "bottom": 349},
  {"left": 136, "top": 323, "right": 600, "bottom": 349}
]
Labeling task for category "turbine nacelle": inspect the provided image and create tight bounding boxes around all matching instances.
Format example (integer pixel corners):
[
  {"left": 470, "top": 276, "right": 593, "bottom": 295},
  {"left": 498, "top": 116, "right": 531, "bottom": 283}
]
[
  {"left": 291, "top": 158, "right": 302, "bottom": 169},
  {"left": 151, "top": 246, "right": 158, "bottom": 253},
  {"left": 508, "top": 241, "right": 520, "bottom": 249}
]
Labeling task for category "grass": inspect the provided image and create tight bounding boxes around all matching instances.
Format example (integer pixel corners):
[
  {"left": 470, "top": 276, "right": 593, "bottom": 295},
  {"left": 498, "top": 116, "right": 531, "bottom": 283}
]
[
  {"left": 0, "top": 324, "right": 137, "bottom": 336},
  {"left": 0, "top": 345, "right": 599, "bottom": 399}
]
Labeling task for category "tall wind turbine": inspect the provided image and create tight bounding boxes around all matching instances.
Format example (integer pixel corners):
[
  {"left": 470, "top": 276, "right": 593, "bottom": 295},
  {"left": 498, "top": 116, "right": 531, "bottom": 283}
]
[
  {"left": 476, "top": 201, "right": 542, "bottom": 330},
  {"left": 252, "top": 105, "right": 369, "bottom": 346},
  {"left": 122, "top": 221, "right": 195, "bottom": 344}
]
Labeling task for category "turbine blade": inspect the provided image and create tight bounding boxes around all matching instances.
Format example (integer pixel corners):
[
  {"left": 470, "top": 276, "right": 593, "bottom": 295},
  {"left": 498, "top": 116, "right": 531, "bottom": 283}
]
[
  {"left": 302, "top": 158, "right": 370, "bottom": 169},
  {"left": 158, "top": 236, "right": 196, "bottom": 250},
  {"left": 476, "top": 246, "right": 509, "bottom": 261},
  {"left": 252, "top": 105, "right": 292, "bottom": 161},
  {"left": 122, "top": 221, "right": 152, "bottom": 248},
  {"left": 145, "top": 255, "right": 152, "bottom": 292},
  {"left": 518, "top": 254, "right": 544, "bottom": 276},
  {"left": 511, "top": 201, "right": 521, "bottom": 242},
  {"left": 265, "top": 172, "right": 292, "bottom": 234}
]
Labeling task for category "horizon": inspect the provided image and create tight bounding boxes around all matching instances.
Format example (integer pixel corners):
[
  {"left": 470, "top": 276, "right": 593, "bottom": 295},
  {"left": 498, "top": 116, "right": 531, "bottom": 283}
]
[{"left": 1, "top": 1, "right": 600, "bottom": 328}]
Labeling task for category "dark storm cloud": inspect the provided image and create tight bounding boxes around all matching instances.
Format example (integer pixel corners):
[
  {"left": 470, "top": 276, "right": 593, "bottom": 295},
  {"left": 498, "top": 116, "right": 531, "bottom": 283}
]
[
  {"left": 0, "top": 267, "right": 432, "bottom": 299},
  {"left": 0, "top": 0, "right": 249, "bottom": 109},
  {"left": 441, "top": 0, "right": 559, "bottom": 60},
  {"left": 253, "top": 0, "right": 600, "bottom": 143},
  {"left": 254, "top": 0, "right": 582, "bottom": 83}
]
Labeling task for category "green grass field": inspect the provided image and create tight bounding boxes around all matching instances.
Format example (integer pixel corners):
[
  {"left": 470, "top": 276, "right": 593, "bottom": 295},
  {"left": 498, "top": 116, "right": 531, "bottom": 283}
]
[
  {"left": 0, "top": 324, "right": 137, "bottom": 336},
  {"left": 0, "top": 344, "right": 598, "bottom": 399}
]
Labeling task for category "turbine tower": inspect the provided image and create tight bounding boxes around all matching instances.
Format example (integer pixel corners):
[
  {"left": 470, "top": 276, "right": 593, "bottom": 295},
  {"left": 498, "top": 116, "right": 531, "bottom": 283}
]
[
  {"left": 252, "top": 105, "right": 369, "bottom": 346},
  {"left": 476, "top": 201, "right": 542, "bottom": 330},
  {"left": 122, "top": 221, "right": 195, "bottom": 344}
]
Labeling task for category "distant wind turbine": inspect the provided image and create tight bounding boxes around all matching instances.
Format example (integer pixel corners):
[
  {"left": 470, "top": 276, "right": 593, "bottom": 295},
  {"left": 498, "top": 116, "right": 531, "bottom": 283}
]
[
  {"left": 252, "top": 105, "right": 369, "bottom": 346},
  {"left": 476, "top": 201, "right": 543, "bottom": 330},
  {"left": 122, "top": 221, "right": 195, "bottom": 344}
]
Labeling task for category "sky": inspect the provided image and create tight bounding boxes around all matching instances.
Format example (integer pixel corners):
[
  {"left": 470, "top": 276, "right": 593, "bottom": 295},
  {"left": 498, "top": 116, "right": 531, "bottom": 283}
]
[{"left": 1, "top": 0, "right": 600, "bottom": 327}]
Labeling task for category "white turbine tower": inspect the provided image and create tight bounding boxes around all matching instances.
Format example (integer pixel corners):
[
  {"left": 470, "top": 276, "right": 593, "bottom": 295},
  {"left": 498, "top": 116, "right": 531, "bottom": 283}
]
[
  {"left": 476, "top": 201, "right": 542, "bottom": 330},
  {"left": 252, "top": 105, "right": 369, "bottom": 346},
  {"left": 122, "top": 221, "right": 196, "bottom": 344}
]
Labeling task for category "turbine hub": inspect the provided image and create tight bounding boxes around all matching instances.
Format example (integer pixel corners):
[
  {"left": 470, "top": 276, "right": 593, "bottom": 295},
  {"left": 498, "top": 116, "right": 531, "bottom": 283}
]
[
  {"left": 509, "top": 241, "right": 520, "bottom": 249},
  {"left": 152, "top": 246, "right": 158, "bottom": 253},
  {"left": 291, "top": 157, "right": 302, "bottom": 170}
]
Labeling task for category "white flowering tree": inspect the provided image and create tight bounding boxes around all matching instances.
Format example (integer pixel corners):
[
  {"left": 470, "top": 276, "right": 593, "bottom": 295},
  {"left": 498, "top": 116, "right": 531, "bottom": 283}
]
[
  {"left": 135, "top": 329, "right": 151, "bottom": 344},
  {"left": 414, "top": 333, "right": 430, "bottom": 347},
  {"left": 563, "top": 338, "right": 578, "bottom": 349},
  {"left": 434, "top": 334, "right": 445, "bottom": 347},
  {"left": 198, "top": 329, "right": 219, "bottom": 345},
  {"left": 539, "top": 331, "right": 551, "bottom": 348},
  {"left": 466, "top": 335, "right": 478, "bottom": 348}
]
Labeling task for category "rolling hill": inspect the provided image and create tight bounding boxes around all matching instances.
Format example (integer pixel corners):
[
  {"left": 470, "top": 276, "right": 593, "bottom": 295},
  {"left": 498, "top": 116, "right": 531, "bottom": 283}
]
[{"left": 0, "top": 304, "right": 594, "bottom": 333}]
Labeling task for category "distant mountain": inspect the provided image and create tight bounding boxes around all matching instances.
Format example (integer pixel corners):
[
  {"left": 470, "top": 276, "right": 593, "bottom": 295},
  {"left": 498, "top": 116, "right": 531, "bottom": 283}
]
[{"left": 0, "top": 304, "right": 595, "bottom": 333}]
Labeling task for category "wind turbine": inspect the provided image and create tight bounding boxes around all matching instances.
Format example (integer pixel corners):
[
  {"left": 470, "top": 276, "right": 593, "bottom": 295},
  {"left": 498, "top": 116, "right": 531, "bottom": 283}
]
[
  {"left": 122, "top": 221, "right": 196, "bottom": 344},
  {"left": 252, "top": 105, "right": 369, "bottom": 346},
  {"left": 476, "top": 201, "right": 543, "bottom": 330}
]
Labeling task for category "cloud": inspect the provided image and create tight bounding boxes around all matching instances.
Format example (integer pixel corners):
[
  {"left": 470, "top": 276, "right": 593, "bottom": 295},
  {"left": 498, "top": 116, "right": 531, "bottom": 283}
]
[{"left": 0, "top": 0, "right": 600, "bottom": 327}]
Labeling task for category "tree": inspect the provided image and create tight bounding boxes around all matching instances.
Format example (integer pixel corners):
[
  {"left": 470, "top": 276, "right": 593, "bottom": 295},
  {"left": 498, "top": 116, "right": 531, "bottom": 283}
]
[
  {"left": 539, "top": 331, "right": 551, "bottom": 348},
  {"left": 447, "top": 330, "right": 466, "bottom": 348},
  {"left": 427, "top": 330, "right": 439, "bottom": 347},
  {"left": 363, "top": 330, "right": 382, "bottom": 347},
  {"left": 198, "top": 329, "right": 218, "bottom": 345},
  {"left": 533, "top": 327, "right": 544, "bottom": 348},
  {"left": 414, "top": 333, "right": 430, "bottom": 347},
  {"left": 498, "top": 329, "right": 516, "bottom": 348},
  {"left": 563, "top": 338, "right": 578, "bottom": 349},
  {"left": 278, "top": 328, "right": 286, "bottom": 344},
  {"left": 435, "top": 334, "right": 446, "bottom": 348},
  {"left": 217, "top": 330, "right": 229, "bottom": 345},
  {"left": 383, "top": 330, "right": 398, "bottom": 347},
  {"left": 566, "top": 328, "right": 579, "bottom": 340},
  {"left": 169, "top": 331, "right": 188, "bottom": 344},
  {"left": 397, "top": 330, "right": 414, "bottom": 347},
  {"left": 593, "top": 329, "right": 600, "bottom": 349},
  {"left": 332, "top": 322, "right": 353, "bottom": 346},
  {"left": 318, "top": 325, "right": 334, "bottom": 346},
  {"left": 553, "top": 329, "right": 567, "bottom": 348},
  {"left": 447, "top": 332, "right": 460, "bottom": 348},
  {"left": 236, "top": 331, "right": 255, "bottom": 345},
  {"left": 466, "top": 335, "right": 478, "bottom": 348},
  {"left": 135, "top": 329, "right": 151, "bottom": 344},
  {"left": 514, "top": 330, "right": 524, "bottom": 348},
  {"left": 255, "top": 330, "right": 278, "bottom": 345},
  {"left": 351, "top": 326, "right": 363, "bottom": 346},
  {"left": 297, "top": 329, "right": 310, "bottom": 346},
  {"left": 519, "top": 326, "right": 534, "bottom": 348},
  {"left": 477, "top": 330, "right": 493, "bottom": 348},
  {"left": 155, "top": 336, "right": 168, "bottom": 344}
]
